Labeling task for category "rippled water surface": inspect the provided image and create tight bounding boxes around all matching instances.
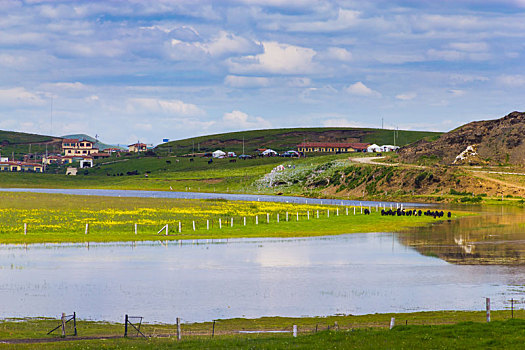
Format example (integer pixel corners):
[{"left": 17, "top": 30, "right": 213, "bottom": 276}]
[{"left": 1, "top": 229, "right": 524, "bottom": 323}]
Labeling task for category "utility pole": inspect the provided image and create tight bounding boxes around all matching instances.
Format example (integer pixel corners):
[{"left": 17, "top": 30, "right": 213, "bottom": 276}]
[{"left": 381, "top": 117, "right": 384, "bottom": 129}]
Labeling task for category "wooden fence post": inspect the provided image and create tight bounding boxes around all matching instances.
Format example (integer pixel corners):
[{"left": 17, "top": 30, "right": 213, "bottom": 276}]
[
  {"left": 256, "top": 215, "right": 258, "bottom": 225},
  {"left": 244, "top": 217, "right": 246, "bottom": 226},
  {"left": 486, "top": 298, "right": 491, "bottom": 322},
  {"left": 73, "top": 312, "right": 77, "bottom": 336},
  {"left": 177, "top": 317, "right": 181, "bottom": 340},
  {"left": 24, "top": 223, "right": 27, "bottom": 235},
  {"left": 317, "top": 210, "right": 319, "bottom": 219},
  {"left": 354, "top": 207, "right": 356, "bottom": 215},
  {"left": 267, "top": 213, "right": 269, "bottom": 224},
  {"left": 296, "top": 212, "right": 299, "bottom": 221},
  {"left": 61, "top": 312, "right": 66, "bottom": 338},
  {"left": 85, "top": 223, "right": 89, "bottom": 235},
  {"left": 231, "top": 217, "right": 233, "bottom": 227},
  {"left": 192, "top": 221, "right": 196, "bottom": 231},
  {"left": 277, "top": 213, "right": 279, "bottom": 223},
  {"left": 212, "top": 320, "right": 215, "bottom": 337},
  {"left": 219, "top": 218, "right": 222, "bottom": 229},
  {"left": 124, "top": 314, "right": 128, "bottom": 337},
  {"left": 307, "top": 211, "right": 310, "bottom": 220},
  {"left": 134, "top": 223, "right": 137, "bottom": 235},
  {"left": 207, "top": 220, "right": 209, "bottom": 230},
  {"left": 336, "top": 208, "right": 339, "bottom": 216}
]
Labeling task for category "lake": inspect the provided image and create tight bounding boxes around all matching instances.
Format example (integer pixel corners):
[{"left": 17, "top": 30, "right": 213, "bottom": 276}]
[{"left": 1, "top": 225, "right": 524, "bottom": 323}]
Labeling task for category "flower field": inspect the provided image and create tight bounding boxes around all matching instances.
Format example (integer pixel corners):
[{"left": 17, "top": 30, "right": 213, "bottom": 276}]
[{"left": 0, "top": 192, "right": 448, "bottom": 244}]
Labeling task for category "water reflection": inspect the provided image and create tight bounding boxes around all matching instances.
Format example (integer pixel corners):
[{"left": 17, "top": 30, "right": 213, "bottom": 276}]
[{"left": 398, "top": 206, "right": 525, "bottom": 265}]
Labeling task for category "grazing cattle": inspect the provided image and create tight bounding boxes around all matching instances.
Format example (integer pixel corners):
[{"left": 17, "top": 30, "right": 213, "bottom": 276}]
[
  {"left": 166, "top": 160, "right": 171, "bottom": 164},
  {"left": 208, "top": 159, "right": 213, "bottom": 164},
  {"left": 447, "top": 211, "right": 452, "bottom": 218},
  {"left": 229, "top": 159, "right": 236, "bottom": 163},
  {"left": 190, "top": 158, "right": 194, "bottom": 162}
]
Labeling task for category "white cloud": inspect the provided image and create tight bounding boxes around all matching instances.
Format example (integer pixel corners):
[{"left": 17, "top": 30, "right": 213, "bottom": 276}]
[
  {"left": 316, "top": 47, "right": 352, "bottom": 62},
  {"left": 224, "top": 75, "right": 270, "bottom": 88},
  {"left": 286, "top": 9, "right": 361, "bottom": 32},
  {"left": 0, "top": 87, "right": 46, "bottom": 106},
  {"left": 497, "top": 74, "right": 525, "bottom": 87},
  {"left": 449, "top": 42, "right": 488, "bottom": 52},
  {"left": 396, "top": 92, "right": 417, "bottom": 101},
  {"left": 204, "top": 31, "right": 260, "bottom": 57},
  {"left": 129, "top": 98, "right": 205, "bottom": 116},
  {"left": 449, "top": 89, "right": 466, "bottom": 96},
  {"left": 222, "top": 110, "right": 272, "bottom": 129},
  {"left": 43, "top": 82, "right": 86, "bottom": 90},
  {"left": 345, "top": 82, "right": 381, "bottom": 97},
  {"left": 228, "top": 41, "right": 317, "bottom": 74}
]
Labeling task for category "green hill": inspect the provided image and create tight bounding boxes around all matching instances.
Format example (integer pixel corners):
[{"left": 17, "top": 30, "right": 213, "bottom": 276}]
[
  {"left": 156, "top": 127, "right": 442, "bottom": 155},
  {"left": 0, "top": 130, "right": 62, "bottom": 160}
]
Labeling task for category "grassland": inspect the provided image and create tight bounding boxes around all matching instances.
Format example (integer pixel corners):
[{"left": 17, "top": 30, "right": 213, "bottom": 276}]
[
  {"left": 156, "top": 127, "right": 442, "bottom": 156},
  {"left": 0, "top": 130, "right": 61, "bottom": 159},
  {"left": 0, "top": 311, "right": 523, "bottom": 349},
  {"left": 0, "top": 192, "right": 450, "bottom": 244}
]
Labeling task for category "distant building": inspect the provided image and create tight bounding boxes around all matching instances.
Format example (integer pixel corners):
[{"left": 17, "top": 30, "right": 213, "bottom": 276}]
[
  {"left": 62, "top": 139, "right": 99, "bottom": 156},
  {"left": 128, "top": 143, "right": 147, "bottom": 152},
  {"left": 0, "top": 161, "right": 43, "bottom": 172},
  {"left": 297, "top": 142, "right": 370, "bottom": 153}
]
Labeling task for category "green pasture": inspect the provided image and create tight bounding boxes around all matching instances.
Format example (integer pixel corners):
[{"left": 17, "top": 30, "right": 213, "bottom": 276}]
[
  {"left": 0, "top": 311, "right": 523, "bottom": 349},
  {"left": 0, "top": 192, "right": 453, "bottom": 244}
]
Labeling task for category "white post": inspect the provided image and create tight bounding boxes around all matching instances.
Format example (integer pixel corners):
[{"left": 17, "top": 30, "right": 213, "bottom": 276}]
[
  {"left": 177, "top": 317, "right": 181, "bottom": 340},
  {"left": 256, "top": 216, "right": 258, "bottom": 225},
  {"left": 219, "top": 218, "right": 222, "bottom": 229},
  {"left": 307, "top": 211, "right": 310, "bottom": 220},
  {"left": 207, "top": 220, "right": 209, "bottom": 230},
  {"left": 244, "top": 217, "right": 246, "bottom": 226},
  {"left": 486, "top": 298, "right": 491, "bottom": 322},
  {"left": 327, "top": 209, "right": 330, "bottom": 218},
  {"left": 134, "top": 223, "right": 137, "bottom": 235},
  {"left": 346, "top": 207, "right": 348, "bottom": 215},
  {"left": 354, "top": 207, "right": 356, "bottom": 215},
  {"left": 317, "top": 210, "right": 319, "bottom": 219},
  {"left": 296, "top": 212, "right": 299, "bottom": 221},
  {"left": 192, "top": 221, "right": 196, "bottom": 231},
  {"left": 24, "top": 223, "right": 27, "bottom": 235},
  {"left": 376, "top": 205, "right": 378, "bottom": 212},
  {"left": 360, "top": 206, "right": 363, "bottom": 214},
  {"left": 369, "top": 206, "right": 371, "bottom": 213},
  {"left": 293, "top": 325, "right": 297, "bottom": 338},
  {"left": 85, "top": 223, "right": 89, "bottom": 235},
  {"left": 336, "top": 208, "right": 339, "bottom": 216},
  {"left": 231, "top": 217, "right": 233, "bottom": 227},
  {"left": 277, "top": 213, "right": 279, "bottom": 223},
  {"left": 286, "top": 212, "right": 289, "bottom": 221},
  {"left": 390, "top": 317, "right": 395, "bottom": 329},
  {"left": 267, "top": 213, "right": 269, "bottom": 223}
]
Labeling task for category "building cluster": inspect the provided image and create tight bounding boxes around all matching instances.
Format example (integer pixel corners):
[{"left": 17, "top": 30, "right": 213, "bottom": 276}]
[{"left": 296, "top": 142, "right": 399, "bottom": 153}]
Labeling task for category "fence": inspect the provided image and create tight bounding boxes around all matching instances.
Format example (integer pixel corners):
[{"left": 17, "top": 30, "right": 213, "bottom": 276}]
[{"left": 46, "top": 312, "right": 77, "bottom": 337}]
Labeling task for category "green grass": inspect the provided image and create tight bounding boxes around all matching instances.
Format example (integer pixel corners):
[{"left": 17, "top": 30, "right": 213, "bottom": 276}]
[
  {"left": 0, "top": 130, "right": 61, "bottom": 159},
  {"left": 156, "top": 127, "right": 442, "bottom": 156},
  {"left": 0, "top": 192, "right": 451, "bottom": 244},
  {"left": 1, "top": 312, "right": 524, "bottom": 349}
]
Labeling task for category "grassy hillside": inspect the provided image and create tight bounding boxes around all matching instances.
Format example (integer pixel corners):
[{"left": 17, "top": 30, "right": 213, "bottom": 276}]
[
  {"left": 0, "top": 130, "right": 62, "bottom": 160},
  {"left": 156, "top": 127, "right": 442, "bottom": 155}
]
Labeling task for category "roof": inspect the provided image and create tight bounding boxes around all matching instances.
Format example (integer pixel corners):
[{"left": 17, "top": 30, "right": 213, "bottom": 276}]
[
  {"left": 62, "top": 138, "right": 79, "bottom": 143},
  {"left": 297, "top": 142, "right": 370, "bottom": 149}
]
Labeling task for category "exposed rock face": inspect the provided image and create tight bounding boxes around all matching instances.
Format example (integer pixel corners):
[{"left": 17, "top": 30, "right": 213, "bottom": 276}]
[{"left": 398, "top": 111, "right": 525, "bottom": 165}]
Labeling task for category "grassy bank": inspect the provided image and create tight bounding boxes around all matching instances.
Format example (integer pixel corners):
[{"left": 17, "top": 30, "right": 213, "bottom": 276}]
[
  {"left": 0, "top": 311, "right": 523, "bottom": 349},
  {"left": 0, "top": 192, "right": 451, "bottom": 244}
]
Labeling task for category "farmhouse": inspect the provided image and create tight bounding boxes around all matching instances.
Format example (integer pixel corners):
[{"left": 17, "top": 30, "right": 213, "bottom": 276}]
[
  {"left": 128, "top": 143, "right": 147, "bottom": 152},
  {"left": 297, "top": 142, "right": 370, "bottom": 153},
  {"left": 0, "top": 161, "right": 43, "bottom": 172},
  {"left": 62, "top": 139, "right": 99, "bottom": 156}
]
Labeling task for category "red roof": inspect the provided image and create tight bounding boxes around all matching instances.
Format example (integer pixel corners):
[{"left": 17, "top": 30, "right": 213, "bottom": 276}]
[{"left": 297, "top": 142, "right": 370, "bottom": 150}]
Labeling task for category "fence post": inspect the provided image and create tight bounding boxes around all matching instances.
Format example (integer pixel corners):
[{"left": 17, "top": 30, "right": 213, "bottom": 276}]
[
  {"left": 192, "top": 221, "right": 196, "bottom": 231},
  {"left": 177, "top": 317, "right": 181, "bottom": 340},
  {"left": 219, "top": 218, "right": 222, "bottom": 229},
  {"left": 327, "top": 209, "right": 330, "bottom": 218},
  {"left": 134, "top": 223, "right": 137, "bottom": 235},
  {"left": 207, "top": 220, "right": 209, "bottom": 230},
  {"left": 85, "top": 223, "right": 89, "bottom": 235},
  {"left": 486, "top": 298, "right": 491, "bottom": 322},
  {"left": 390, "top": 317, "right": 395, "bottom": 330},
  {"left": 256, "top": 216, "right": 258, "bottom": 225},
  {"left": 267, "top": 213, "right": 269, "bottom": 224},
  {"left": 61, "top": 312, "right": 66, "bottom": 338},
  {"left": 346, "top": 207, "right": 348, "bottom": 215},
  {"left": 231, "top": 217, "right": 233, "bottom": 227},
  {"left": 124, "top": 314, "right": 128, "bottom": 337},
  {"left": 244, "top": 217, "right": 246, "bottom": 226},
  {"left": 360, "top": 206, "right": 363, "bottom": 214},
  {"left": 512, "top": 298, "right": 514, "bottom": 318},
  {"left": 212, "top": 320, "right": 215, "bottom": 337},
  {"left": 293, "top": 325, "right": 297, "bottom": 337},
  {"left": 296, "top": 212, "right": 299, "bottom": 221},
  {"left": 277, "top": 213, "right": 279, "bottom": 223},
  {"left": 336, "top": 208, "right": 339, "bottom": 216},
  {"left": 24, "top": 223, "right": 27, "bottom": 235},
  {"left": 73, "top": 312, "right": 77, "bottom": 336},
  {"left": 316, "top": 210, "right": 319, "bottom": 219},
  {"left": 307, "top": 211, "right": 310, "bottom": 220},
  {"left": 286, "top": 212, "right": 289, "bottom": 221}
]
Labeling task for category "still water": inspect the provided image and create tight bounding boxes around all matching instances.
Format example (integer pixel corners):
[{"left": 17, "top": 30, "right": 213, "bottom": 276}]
[{"left": 1, "top": 230, "right": 524, "bottom": 323}]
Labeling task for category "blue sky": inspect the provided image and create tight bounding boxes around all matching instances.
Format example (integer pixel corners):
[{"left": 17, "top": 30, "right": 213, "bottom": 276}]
[{"left": 1, "top": 0, "right": 525, "bottom": 145}]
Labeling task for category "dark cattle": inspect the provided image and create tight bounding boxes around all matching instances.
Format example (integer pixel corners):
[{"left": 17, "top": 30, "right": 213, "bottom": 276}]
[
  {"left": 364, "top": 208, "right": 370, "bottom": 215},
  {"left": 447, "top": 211, "right": 452, "bottom": 218},
  {"left": 189, "top": 158, "right": 194, "bottom": 162},
  {"left": 166, "top": 160, "right": 171, "bottom": 164},
  {"left": 208, "top": 159, "right": 213, "bottom": 164},
  {"left": 229, "top": 159, "right": 236, "bottom": 163}
]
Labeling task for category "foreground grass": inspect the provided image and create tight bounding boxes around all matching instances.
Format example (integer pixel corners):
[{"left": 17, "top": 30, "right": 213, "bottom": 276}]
[
  {"left": 0, "top": 192, "right": 451, "bottom": 244},
  {"left": 0, "top": 311, "right": 523, "bottom": 349}
]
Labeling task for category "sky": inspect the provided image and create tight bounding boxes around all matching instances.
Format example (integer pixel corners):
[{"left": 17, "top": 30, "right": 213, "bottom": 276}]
[{"left": 1, "top": 0, "right": 525, "bottom": 145}]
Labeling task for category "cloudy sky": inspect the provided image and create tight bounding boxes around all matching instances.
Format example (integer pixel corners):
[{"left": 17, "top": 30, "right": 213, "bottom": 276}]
[{"left": 1, "top": 0, "right": 525, "bottom": 145}]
